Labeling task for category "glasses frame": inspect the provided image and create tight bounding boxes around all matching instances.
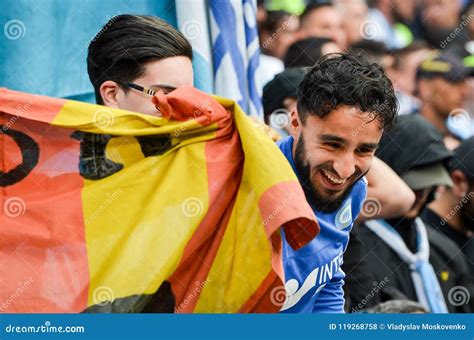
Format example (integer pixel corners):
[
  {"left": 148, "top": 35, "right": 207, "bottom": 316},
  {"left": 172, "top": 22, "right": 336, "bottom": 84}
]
[{"left": 123, "top": 82, "right": 156, "bottom": 96}]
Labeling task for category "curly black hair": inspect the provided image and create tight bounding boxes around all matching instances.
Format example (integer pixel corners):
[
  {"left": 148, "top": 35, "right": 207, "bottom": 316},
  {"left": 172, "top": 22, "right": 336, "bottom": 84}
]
[{"left": 297, "top": 52, "right": 398, "bottom": 130}]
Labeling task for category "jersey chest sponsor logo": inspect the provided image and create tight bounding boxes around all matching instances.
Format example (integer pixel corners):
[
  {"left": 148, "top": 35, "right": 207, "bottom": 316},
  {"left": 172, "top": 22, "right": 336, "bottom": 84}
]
[{"left": 281, "top": 251, "right": 344, "bottom": 311}]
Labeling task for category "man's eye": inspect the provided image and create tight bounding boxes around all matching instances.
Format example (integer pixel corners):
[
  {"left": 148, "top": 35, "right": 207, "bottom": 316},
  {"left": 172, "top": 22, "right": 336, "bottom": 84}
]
[
  {"left": 356, "top": 148, "right": 373, "bottom": 155},
  {"left": 325, "top": 143, "right": 340, "bottom": 149}
]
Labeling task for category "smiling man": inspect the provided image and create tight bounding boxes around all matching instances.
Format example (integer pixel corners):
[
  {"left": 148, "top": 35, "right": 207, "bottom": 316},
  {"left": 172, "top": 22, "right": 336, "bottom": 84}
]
[{"left": 278, "top": 53, "right": 398, "bottom": 313}]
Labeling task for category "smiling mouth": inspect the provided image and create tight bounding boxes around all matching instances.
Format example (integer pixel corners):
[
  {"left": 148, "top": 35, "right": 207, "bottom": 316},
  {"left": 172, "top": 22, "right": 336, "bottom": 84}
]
[{"left": 321, "top": 169, "right": 347, "bottom": 185}]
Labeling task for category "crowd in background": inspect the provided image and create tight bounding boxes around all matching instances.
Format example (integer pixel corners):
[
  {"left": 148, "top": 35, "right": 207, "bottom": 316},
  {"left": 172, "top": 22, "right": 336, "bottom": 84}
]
[{"left": 257, "top": 0, "right": 473, "bottom": 313}]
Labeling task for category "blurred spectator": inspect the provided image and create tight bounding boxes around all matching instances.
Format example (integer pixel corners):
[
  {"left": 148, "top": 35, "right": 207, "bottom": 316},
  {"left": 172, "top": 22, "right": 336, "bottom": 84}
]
[
  {"left": 258, "top": 10, "right": 298, "bottom": 87},
  {"left": 262, "top": 67, "right": 305, "bottom": 137},
  {"left": 445, "top": 1, "right": 474, "bottom": 67},
  {"left": 423, "top": 137, "right": 474, "bottom": 269},
  {"left": 349, "top": 39, "right": 393, "bottom": 67},
  {"left": 344, "top": 115, "right": 473, "bottom": 313},
  {"left": 256, "top": 0, "right": 268, "bottom": 27},
  {"left": 420, "top": 0, "right": 467, "bottom": 50},
  {"left": 389, "top": 41, "right": 432, "bottom": 96},
  {"left": 366, "top": 0, "right": 415, "bottom": 49},
  {"left": 259, "top": 10, "right": 299, "bottom": 60},
  {"left": 416, "top": 51, "right": 470, "bottom": 144},
  {"left": 386, "top": 41, "right": 432, "bottom": 115},
  {"left": 334, "top": 0, "right": 369, "bottom": 46},
  {"left": 368, "top": 299, "right": 428, "bottom": 313},
  {"left": 299, "top": 2, "right": 348, "bottom": 50},
  {"left": 283, "top": 37, "right": 340, "bottom": 68}
]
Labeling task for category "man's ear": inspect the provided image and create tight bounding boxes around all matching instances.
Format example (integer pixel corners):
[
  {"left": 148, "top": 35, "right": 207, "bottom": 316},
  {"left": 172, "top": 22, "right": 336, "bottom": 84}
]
[
  {"left": 290, "top": 109, "right": 301, "bottom": 137},
  {"left": 451, "top": 169, "right": 469, "bottom": 199},
  {"left": 99, "top": 81, "right": 121, "bottom": 108}
]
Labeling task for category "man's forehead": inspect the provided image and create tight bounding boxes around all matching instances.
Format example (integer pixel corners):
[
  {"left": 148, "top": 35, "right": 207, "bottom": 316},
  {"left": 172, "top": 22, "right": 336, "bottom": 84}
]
[
  {"left": 303, "top": 107, "right": 382, "bottom": 143},
  {"left": 306, "top": 106, "right": 379, "bottom": 127}
]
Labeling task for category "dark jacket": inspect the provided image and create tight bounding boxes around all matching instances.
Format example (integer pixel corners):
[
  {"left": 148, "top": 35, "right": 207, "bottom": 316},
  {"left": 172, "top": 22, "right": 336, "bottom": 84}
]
[{"left": 343, "top": 218, "right": 474, "bottom": 313}]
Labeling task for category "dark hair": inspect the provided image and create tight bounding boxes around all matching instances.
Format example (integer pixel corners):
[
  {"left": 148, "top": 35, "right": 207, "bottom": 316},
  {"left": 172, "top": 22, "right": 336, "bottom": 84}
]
[
  {"left": 284, "top": 37, "right": 334, "bottom": 68},
  {"left": 300, "top": 2, "right": 333, "bottom": 27},
  {"left": 297, "top": 52, "right": 398, "bottom": 129},
  {"left": 259, "top": 10, "right": 292, "bottom": 34},
  {"left": 87, "top": 14, "right": 193, "bottom": 104}
]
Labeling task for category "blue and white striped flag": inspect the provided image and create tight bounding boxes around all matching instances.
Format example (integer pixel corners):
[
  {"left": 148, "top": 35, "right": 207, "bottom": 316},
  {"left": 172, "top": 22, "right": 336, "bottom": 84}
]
[{"left": 176, "top": 0, "right": 263, "bottom": 118}]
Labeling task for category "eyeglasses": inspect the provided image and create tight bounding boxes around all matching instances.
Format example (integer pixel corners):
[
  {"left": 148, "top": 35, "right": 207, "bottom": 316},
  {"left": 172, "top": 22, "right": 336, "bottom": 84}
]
[
  {"left": 123, "top": 82, "right": 156, "bottom": 96},
  {"left": 117, "top": 82, "right": 177, "bottom": 96}
]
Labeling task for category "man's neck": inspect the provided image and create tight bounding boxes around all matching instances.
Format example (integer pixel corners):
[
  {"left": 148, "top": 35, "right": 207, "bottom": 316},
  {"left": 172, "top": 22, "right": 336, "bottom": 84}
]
[
  {"left": 428, "top": 191, "right": 465, "bottom": 232},
  {"left": 421, "top": 105, "right": 448, "bottom": 136}
]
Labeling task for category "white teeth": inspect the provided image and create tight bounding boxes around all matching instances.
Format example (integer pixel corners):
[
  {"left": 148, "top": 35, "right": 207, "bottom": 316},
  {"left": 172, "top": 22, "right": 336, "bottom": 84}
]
[{"left": 322, "top": 170, "right": 346, "bottom": 185}]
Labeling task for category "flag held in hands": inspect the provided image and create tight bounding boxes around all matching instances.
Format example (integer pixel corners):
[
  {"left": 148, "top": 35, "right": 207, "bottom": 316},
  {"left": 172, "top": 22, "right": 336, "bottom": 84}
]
[{"left": 0, "top": 86, "right": 318, "bottom": 313}]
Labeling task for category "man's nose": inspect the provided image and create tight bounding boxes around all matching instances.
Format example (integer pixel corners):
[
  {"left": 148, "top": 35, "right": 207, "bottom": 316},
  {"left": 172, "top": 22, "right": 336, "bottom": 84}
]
[{"left": 332, "top": 153, "right": 356, "bottom": 179}]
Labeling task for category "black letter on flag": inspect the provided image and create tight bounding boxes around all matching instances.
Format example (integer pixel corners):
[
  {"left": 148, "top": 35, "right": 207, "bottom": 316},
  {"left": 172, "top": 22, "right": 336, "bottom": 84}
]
[{"left": 0, "top": 126, "right": 40, "bottom": 187}]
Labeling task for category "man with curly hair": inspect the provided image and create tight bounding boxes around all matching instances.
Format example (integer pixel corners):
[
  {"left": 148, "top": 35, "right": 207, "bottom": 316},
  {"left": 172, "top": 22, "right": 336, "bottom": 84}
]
[{"left": 277, "top": 53, "right": 398, "bottom": 313}]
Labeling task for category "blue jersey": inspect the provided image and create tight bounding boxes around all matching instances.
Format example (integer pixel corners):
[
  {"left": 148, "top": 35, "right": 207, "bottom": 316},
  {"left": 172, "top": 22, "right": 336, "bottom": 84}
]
[{"left": 277, "top": 136, "right": 367, "bottom": 313}]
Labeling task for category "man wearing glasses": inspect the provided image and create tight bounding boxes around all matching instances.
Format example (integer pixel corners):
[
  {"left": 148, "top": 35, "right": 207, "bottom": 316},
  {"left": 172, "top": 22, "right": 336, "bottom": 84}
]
[{"left": 87, "top": 14, "right": 193, "bottom": 114}]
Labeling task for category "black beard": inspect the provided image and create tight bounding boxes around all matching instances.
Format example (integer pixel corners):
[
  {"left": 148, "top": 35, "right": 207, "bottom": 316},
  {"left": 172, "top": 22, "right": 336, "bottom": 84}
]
[{"left": 293, "top": 136, "right": 362, "bottom": 213}]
